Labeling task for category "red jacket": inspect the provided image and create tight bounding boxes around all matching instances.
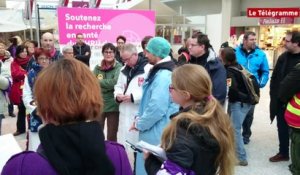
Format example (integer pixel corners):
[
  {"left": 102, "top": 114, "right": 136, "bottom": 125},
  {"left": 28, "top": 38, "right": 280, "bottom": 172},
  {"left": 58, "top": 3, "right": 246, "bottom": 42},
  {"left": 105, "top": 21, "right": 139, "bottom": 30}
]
[{"left": 10, "top": 60, "right": 27, "bottom": 104}]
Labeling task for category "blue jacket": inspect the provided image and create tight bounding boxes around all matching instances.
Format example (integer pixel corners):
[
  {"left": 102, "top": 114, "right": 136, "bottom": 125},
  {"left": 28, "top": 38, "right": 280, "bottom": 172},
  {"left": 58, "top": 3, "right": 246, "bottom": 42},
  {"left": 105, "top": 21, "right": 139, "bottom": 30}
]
[
  {"left": 135, "top": 58, "right": 179, "bottom": 175},
  {"left": 190, "top": 49, "right": 227, "bottom": 104},
  {"left": 235, "top": 45, "right": 269, "bottom": 88},
  {"left": 27, "top": 63, "right": 43, "bottom": 132}
]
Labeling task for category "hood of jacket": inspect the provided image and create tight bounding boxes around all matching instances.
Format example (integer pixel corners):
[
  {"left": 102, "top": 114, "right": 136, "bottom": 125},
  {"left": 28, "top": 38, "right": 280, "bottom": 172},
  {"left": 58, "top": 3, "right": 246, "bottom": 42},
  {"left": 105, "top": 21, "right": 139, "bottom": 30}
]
[
  {"left": 190, "top": 48, "right": 221, "bottom": 70},
  {"left": 146, "top": 56, "right": 175, "bottom": 83}
]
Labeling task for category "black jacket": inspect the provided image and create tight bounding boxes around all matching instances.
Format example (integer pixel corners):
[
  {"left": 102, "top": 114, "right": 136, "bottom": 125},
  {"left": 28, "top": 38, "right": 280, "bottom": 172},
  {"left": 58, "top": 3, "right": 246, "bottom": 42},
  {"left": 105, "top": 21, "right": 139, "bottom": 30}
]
[
  {"left": 73, "top": 43, "right": 91, "bottom": 66},
  {"left": 278, "top": 63, "right": 300, "bottom": 103},
  {"left": 270, "top": 51, "right": 300, "bottom": 122},
  {"left": 190, "top": 49, "right": 227, "bottom": 105},
  {"left": 145, "top": 104, "right": 220, "bottom": 175},
  {"left": 115, "top": 50, "right": 124, "bottom": 65},
  {"left": 226, "top": 64, "right": 250, "bottom": 103}
]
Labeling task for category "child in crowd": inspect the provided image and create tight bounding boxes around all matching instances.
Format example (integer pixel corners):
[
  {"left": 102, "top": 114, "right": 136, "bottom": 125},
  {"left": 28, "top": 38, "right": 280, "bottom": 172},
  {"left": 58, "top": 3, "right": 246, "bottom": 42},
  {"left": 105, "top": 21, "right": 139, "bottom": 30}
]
[{"left": 145, "top": 64, "right": 235, "bottom": 175}]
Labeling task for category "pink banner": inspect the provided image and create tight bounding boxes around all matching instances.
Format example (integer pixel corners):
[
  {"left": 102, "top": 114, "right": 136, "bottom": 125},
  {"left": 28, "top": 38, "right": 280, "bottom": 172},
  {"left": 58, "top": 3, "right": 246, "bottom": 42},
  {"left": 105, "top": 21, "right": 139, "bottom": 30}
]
[{"left": 57, "top": 7, "right": 155, "bottom": 46}]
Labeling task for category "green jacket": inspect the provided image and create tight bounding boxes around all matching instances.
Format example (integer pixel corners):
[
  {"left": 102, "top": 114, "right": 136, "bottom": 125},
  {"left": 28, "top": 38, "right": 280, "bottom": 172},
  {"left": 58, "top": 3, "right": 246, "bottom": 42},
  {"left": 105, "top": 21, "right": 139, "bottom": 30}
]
[{"left": 93, "top": 61, "right": 122, "bottom": 112}]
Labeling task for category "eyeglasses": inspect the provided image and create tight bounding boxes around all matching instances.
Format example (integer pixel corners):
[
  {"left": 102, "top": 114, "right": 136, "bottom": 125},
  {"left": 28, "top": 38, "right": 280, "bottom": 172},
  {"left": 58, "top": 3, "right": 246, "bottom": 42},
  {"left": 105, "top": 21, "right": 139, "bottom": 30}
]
[
  {"left": 122, "top": 53, "right": 134, "bottom": 63},
  {"left": 104, "top": 51, "right": 114, "bottom": 55},
  {"left": 38, "top": 57, "right": 49, "bottom": 62},
  {"left": 189, "top": 43, "right": 200, "bottom": 47},
  {"left": 169, "top": 84, "right": 175, "bottom": 92}
]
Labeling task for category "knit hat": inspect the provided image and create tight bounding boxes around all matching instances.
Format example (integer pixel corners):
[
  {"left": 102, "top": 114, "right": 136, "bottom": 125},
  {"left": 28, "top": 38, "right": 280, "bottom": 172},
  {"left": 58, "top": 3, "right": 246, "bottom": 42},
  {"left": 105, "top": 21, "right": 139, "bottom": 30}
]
[{"left": 146, "top": 37, "right": 171, "bottom": 59}]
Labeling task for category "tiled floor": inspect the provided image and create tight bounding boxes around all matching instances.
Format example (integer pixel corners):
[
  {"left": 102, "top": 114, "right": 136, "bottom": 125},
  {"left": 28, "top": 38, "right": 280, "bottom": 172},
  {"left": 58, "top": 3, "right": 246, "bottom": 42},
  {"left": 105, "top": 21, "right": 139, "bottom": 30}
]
[{"left": 0, "top": 80, "right": 292, "bottom": 175}]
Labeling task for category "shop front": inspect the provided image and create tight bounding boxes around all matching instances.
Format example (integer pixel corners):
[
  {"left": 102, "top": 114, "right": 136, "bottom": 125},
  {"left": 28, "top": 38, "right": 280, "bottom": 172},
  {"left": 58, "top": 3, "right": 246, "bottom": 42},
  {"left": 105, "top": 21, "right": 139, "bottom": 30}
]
[
  {"left": 231, "top": 7, "right": 300, "bottom": 69},
  {"left": 258, "top": 23, "right": 299, "bottom": 68}
]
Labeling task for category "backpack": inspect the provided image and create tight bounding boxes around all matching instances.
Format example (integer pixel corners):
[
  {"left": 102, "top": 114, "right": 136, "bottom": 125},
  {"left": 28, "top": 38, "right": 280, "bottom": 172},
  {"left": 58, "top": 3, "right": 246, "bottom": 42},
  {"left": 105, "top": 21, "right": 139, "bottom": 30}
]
[{"left": 229, "top": 66, "right": 260, "bottom": 105}]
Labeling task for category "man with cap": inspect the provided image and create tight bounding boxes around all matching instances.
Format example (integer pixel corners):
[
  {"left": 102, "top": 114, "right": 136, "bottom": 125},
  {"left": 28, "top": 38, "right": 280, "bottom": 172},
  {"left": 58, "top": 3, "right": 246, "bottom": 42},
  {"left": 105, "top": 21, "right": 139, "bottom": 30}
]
[{"left": 129, "top": 37, "right": 179, "bottom": 175}]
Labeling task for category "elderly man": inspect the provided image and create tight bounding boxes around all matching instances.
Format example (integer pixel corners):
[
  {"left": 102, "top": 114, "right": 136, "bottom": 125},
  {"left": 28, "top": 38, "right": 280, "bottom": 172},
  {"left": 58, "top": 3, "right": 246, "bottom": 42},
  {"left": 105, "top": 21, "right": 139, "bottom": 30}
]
[
  {"left": 235, "top": 31, "right": 269, "bottom": 145},
  {"left": 129, "top": 37, "right": 179, "bottom": 175},
  {"left": 73, "top": 33, "right": 91, "bottom": 66},
  {"left": 114, "top": 43, "right": 152, "bottom": 146},
  {"left": 62, "top": 45, "right": 74, "bottom": 60},
  {"left": 114, "top": 43, "right": 152, "bottom": 172}
]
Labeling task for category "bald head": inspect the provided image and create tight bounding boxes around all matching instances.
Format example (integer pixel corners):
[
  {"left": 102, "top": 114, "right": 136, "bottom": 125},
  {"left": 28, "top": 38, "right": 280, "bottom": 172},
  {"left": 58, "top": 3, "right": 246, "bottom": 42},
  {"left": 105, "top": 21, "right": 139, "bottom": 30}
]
[{"left": 41, "top": 32, "right": 55, "bottom": 51}]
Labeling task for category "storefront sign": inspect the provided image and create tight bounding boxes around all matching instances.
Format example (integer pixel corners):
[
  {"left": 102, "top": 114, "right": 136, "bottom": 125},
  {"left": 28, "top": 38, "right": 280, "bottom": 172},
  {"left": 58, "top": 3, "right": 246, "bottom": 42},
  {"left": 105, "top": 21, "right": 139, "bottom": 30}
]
[
  {"left": 247, "top": 8, "right": 300, "bottom": 18},
  {"left": 72, "top": 1, "right": 89, "bottom": 8},
  {"left": 259, "top": 17, "right": 295, "bottom": 25},
  {"left": 57, "top": 7, "right": 155, "bottom": 68}
]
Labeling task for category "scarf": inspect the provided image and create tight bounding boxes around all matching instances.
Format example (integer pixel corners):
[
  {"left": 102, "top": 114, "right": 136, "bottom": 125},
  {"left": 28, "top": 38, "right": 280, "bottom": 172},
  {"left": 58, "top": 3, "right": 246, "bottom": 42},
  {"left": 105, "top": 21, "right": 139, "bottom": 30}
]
[
  {"left": 39, "top": 121, "right": 115, "bottom": 175},
  {"left": 15, "top": 56, "right": 30, "bottom": 69}
]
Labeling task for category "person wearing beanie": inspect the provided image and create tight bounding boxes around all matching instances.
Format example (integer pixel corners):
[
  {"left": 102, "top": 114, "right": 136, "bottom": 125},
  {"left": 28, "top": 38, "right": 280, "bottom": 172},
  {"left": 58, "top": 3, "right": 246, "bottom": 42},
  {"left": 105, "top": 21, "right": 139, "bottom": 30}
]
[{"left": 129, "top": 37, "right": 179, "bottom": 175}]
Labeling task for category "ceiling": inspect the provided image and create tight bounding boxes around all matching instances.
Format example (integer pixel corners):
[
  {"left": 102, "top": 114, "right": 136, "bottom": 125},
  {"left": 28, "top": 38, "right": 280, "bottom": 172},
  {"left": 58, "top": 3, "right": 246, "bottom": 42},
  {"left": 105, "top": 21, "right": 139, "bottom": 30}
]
[
  {"left": 161, "top": 0, "right": 222, "bottom": 16},
  {"left": 128, "top": 0, "right": 181, "bottom": 24}
]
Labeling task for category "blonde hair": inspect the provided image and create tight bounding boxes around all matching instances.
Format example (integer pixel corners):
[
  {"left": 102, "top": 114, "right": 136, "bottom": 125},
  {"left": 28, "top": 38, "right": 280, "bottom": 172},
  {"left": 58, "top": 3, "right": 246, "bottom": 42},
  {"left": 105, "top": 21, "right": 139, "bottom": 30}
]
[{"left": 161, "top": 64, "right": 235, "bottom": 175}]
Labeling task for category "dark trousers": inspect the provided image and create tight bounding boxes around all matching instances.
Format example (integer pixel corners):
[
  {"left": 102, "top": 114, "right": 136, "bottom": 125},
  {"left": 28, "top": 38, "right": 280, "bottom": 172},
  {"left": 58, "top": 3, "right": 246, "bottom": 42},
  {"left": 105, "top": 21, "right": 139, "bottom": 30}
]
[
  {"left": 99, "top": 111, "right": 119, "bottom": 142},
  {"left": 290, "top": 128, "right": 300, "bottom": 174},
  {"left": 242, "top": 105, "right": 255, "bottom": 141},
  {"left": 276, "top": 107, "right": 290, "bottom": 156},
  {"left": 16, "top": 100, "right": 26, "bottom": 133},
  {"left": 8, "top": 103, "right": 14, "bottom": 115}
]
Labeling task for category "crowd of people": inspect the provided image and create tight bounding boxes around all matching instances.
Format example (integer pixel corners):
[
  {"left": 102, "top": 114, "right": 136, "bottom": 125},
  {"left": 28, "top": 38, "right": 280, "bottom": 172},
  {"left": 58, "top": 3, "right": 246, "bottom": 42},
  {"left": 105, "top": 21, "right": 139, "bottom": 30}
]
[{"left": 0, "top": 30, "right": 299, "bottom": 175}]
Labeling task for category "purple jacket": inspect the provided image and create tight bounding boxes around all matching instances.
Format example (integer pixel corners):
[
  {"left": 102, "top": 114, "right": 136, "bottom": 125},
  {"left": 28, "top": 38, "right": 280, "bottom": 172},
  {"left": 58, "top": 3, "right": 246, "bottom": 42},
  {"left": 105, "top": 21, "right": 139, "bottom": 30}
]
[
  {"left": 2, "top": 151, "right": 57, "bottom": 175},
  {"left": 2, "top": 141, "right": 132, "bottom": 175}
]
